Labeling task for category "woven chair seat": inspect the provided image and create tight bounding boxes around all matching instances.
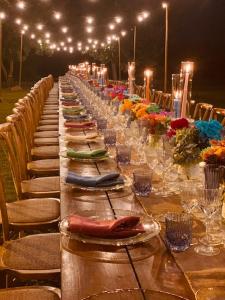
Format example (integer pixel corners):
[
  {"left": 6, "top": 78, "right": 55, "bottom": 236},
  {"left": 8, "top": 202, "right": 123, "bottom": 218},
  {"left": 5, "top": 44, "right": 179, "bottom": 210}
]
[
  {"left": 0, "top": 287, "right": 60, "bottom": 300},
  {"left": 43, "top": 105, "right": 58, "bottom": 110},
  {"left": 21, "top": 176, "right": 60, "bottom": 197},
  {"left": 41, "top": 115, "right": 58, "bottom": 120},
  {"left": 39, "top": 120, "right": 59, "bottom": 126},
  {"left": 42, "top": 110, "right": 59, "bottom": 115},
  {"left": 0, "top": 198, "right": 60, "bottom": 224},
  {"left": 2, "top": 233, "right": 60, "bottom": 270},
  {"left": 45, "top": 100, "right": 58, "bottom": 105},
  {"left": 34, "top": 137, "right": 59, "bottom": 146},
  {"left": 31, "top": 146, "right": 59, "bottom": 159},
  {"left": 34, "top": 131, "right": 59, "bottom": 138},
  {"left": 37, "top": 125, "right": 59, "bottom": 132},
  {"left": 27, "top": 159, "right": 59, "bottom": 174}
]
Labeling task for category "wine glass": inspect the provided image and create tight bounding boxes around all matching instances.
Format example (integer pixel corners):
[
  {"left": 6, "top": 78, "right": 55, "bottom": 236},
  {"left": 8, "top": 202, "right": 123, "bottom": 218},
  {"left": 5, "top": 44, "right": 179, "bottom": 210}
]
[{"left": 194, "top": 188, "right": 223, "bottom": 256}]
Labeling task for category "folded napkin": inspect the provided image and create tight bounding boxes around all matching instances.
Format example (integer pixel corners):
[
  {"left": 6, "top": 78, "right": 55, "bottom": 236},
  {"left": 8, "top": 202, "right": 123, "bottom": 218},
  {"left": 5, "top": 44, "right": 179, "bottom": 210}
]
[
  {"left": 68, "top": 215, "right": 145, "bottom": 238},
  {"left": 66, "top": 171, "right": 124, "bottom": 187},
  {"left": 65, "top": 132, "right": 98, "bottom": 143},
  {"left": 63, "top": 114, "right": 88, "bottom": 121},
  {"left": 67, "top": 148, "right": 107, "bottom": 159},
  {"left": 65, "top": 121, "right": 95, "bottom": 129},
  {"left": 63, "top": 107, "right": 84, "bottom": 115},
  {"left": 62, "top": 101, "right": 80, "bottom": 106}
]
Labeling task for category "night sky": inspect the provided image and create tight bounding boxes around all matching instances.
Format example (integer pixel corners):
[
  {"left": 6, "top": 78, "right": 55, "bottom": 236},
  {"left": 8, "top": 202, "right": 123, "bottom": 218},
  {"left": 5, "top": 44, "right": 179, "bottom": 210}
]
[{"left": 5, "top": 0, "right": 225, "bottom": 105}]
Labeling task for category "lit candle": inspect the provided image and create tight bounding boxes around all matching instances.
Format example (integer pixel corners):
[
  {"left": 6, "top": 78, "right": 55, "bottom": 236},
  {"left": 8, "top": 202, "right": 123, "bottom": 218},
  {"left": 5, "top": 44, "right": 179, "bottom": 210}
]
[
  {"left": 173, "top": 91, "right": 182, "bottom": 119},
  {"left": 180, "top": 61, "right": 194, "bottom": 118},
  {"left": 144, "top": 69, "right": 153, "bottom": 103},
  {"left": 128, "top": 62, "right": 135, "bottom": 95}
]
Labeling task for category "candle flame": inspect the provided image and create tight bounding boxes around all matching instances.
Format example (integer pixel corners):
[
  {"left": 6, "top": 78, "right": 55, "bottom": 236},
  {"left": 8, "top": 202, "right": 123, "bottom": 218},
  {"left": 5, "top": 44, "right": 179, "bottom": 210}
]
[{"left": 144, "top": 69, "right": 153, "bottom": 78}]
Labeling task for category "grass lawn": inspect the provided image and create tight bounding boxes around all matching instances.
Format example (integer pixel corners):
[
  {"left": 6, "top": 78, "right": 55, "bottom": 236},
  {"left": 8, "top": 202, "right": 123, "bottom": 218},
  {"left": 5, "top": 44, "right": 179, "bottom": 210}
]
[
  {"left": 0, "top": 89, "right": 29, "bottom": 123},
  {"left": 0, "top": 89, "right": 29, "bottom": 204}
]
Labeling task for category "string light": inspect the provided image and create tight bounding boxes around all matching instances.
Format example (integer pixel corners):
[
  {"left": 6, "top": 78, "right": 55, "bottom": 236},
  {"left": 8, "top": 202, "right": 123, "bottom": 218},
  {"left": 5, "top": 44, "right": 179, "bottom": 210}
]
[
  {"left": 121, "top": 30, "right": 127, "bottom": 36},
  {"left": 23, "top": 24, "right": 29, "bottom": 31},
  {"left": 67, "top": 37, "right": 72, "bottom": 43},
  {"left": 86, "top": 16, "right": 94, "bottom": 24},
  {"left": 16, "top": 1, "right": 26, "bottom": 10},
  {"left": 162, "top": 3, "right": 168, "bottom": 9},
  {"left": 45, "top": 32, "right": 51, "bottom": 38},
  {"left": 86, "top": 26, "right": 94, "bottom": 33},
  {"left": 61, "top": 26, "right": 68, "bottom": 33},
  {"left": 15, "top": 18, "right": 22, "bottom": 25},
  {"left": 0, "top": 12, "right": 6, "bottom": 20},
  {"left": 54, "top": 11, "right": 62, "bottom": 20},
  {"left": 30, "top": 33, "right": 36, "bottom": 39},
  {"left": 36, "top": 23, "right": 44, "bottom": 30},
  {"left": 109, "top": 23, "right": 115, "bottom": 30},
  {"left": 115, "top": 16, "right": 122, "bottom": 24}
]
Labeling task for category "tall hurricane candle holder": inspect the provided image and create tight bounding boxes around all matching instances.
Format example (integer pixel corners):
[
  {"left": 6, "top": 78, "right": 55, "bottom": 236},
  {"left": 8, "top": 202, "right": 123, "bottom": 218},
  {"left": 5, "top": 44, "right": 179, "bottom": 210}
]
[
  {"left": 128, "top": 62, "right": 135, "bottom": 95},
  {"left": 180, "top": 61, "right": 194, "bottom": 118}
]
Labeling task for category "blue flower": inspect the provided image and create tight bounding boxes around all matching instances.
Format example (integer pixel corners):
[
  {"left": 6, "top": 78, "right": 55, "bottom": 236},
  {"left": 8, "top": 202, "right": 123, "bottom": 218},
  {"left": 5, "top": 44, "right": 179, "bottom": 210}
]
[{"left": 195, "top": 120, "right": 223, "bottom": 140}]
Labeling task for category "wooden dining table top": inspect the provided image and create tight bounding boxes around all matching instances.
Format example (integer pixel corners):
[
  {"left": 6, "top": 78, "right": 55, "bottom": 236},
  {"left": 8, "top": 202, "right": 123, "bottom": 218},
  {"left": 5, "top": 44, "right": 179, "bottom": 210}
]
[{"left": 58, "top": 86, "right": 225, "bottom": 300}]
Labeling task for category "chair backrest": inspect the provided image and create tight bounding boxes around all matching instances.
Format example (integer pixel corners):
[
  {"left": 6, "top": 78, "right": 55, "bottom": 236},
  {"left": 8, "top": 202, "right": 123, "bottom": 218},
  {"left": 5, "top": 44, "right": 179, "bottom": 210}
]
[
  {"left": 0, "top": 174, "right": 10, "bottom": 241},
  {"left": 210, "top": 108, "right": 225, "bottom": 126},
  {"left": 193, "top": 102, "right": 213, "bottom": 121},
  {"left": 0, "top": 123, "right": 22, "bottom": 198},
  {"left": 159, "top": 93, "right": 172, "bottom": 111},
  {"left": 153, "top": 91, "right": 163, "bottom": 106}
]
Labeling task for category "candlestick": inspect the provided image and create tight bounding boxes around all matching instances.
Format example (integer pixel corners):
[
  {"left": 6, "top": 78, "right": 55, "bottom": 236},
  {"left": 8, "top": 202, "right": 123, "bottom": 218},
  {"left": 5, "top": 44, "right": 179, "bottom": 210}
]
[
  {"left": 180, "top": 61, "right": 194, "bottom": 118},
  {"left": 144, "top": 69, "right": 153, "bottom": 103},
  {"left": 128, "top": 62, "right": 135, "bottom": 95}
]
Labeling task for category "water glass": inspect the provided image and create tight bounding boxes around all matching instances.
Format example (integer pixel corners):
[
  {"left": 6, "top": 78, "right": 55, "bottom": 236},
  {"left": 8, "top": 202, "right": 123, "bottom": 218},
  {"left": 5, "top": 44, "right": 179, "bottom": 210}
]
[
  {"left": 116, "top": 144, "right": 131, "bottom": 165},
  {"left": 96, "top": 118, "right": 107, "bottom": 131},
  {"left": 165, "top": 213, "right": 192, "bottom": 252},
  {"left": 103, "top": 129, "right": 117, "bottom": 146},
  {"left": 204, "top": 164, "right": 224, "bottom": 189},
  {"left": 133, "top": 169, "right": 153, "bottom": 197}
]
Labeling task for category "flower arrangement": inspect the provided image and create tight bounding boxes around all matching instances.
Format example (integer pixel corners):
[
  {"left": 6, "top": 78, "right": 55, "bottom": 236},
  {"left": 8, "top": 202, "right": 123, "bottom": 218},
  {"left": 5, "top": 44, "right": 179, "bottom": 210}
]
[
  {"left": 142, "top": 113, "right": 171, "bottom": 135},
  {"left": 167, "top": 118, "right": 189, "bottom": 138},
  {"left": 173, "top": 127, "right": 202, "bottom": 166},
  {"left": 194, "top": 120, "right": 223, "bottom": 141},
  {"left": 201, "top": 145, "right": 225, "bottom": 165}
]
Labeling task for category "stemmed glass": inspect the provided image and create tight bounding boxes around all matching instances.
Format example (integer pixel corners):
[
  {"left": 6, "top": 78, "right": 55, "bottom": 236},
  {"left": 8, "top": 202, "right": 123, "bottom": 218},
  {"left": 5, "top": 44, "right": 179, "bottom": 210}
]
[{"left": 194, "top": 188, "right": 223, "bottom": 256}]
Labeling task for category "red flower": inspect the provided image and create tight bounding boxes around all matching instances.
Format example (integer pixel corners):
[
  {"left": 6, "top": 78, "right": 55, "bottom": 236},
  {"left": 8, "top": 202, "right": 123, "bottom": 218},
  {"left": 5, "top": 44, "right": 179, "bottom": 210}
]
[
  {"left": 167, "top": 128, "right": 176, "bottom": 138},
  {"left": 171, "top": 118, "right": 189, "bottom": 130}
]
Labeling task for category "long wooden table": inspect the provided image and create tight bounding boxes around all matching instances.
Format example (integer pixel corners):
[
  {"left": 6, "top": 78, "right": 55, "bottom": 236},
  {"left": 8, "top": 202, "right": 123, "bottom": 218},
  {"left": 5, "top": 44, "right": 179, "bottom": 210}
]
[{"left": 59, "top": 82, "right": 225, "bottom": 300}]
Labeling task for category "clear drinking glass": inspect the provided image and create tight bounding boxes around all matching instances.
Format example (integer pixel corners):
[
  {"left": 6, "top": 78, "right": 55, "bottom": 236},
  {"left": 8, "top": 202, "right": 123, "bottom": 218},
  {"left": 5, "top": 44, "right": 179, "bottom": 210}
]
[
  {"left": 96, "top": 117, "right": 107, "bottom": 131},
  {"left": 116, "top": 144, "right": 131, "bottom": 165},
  {"left": 204, "top": 164, "right": 224, "bottom": 189},
  {"left": 165, "top": 213, "right": 192, "bottom": 252},
  {"left": 133, "top": 169, "right": 153, "bottom": 197},
  {"left": 103, "top": 129, "right": 117, "bottom": 147},
  {"left": 194, "top": 188, "right": 223, "bottom": 256}
]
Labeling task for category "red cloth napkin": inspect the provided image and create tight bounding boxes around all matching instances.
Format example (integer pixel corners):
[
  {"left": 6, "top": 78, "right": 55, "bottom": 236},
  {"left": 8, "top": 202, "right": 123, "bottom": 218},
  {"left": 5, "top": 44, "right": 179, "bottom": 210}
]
[
  {"left": 65, "top": 121, "right": 95, "bottom": 129},
  {"left": 68, "top": 215, "right": 145, "bottom": 238}
]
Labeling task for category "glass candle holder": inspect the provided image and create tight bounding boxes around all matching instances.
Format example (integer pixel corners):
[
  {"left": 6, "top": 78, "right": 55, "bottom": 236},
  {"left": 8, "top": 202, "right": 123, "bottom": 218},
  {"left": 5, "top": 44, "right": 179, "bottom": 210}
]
[
  {"left": 133, "top": 169, "right": 153, "bottom": 197},
  {"left": 165, "top": 213, "right": 192, "bottom": 252},
  {"left": 104, "top": 129, "right": 117, "bottom": 147},
  {"left": 116, "top": 144, "right": 131, "bottom": 165}
]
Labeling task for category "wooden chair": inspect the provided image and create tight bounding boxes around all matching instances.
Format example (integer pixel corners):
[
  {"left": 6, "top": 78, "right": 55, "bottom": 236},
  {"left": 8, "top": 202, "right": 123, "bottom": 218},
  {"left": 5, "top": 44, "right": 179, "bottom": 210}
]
[
  {"left": 6, "top": 114, "right": 59, "bottom": 176},
  {"left": 193, "top": 102, "right": 213, "bottom": 121},
  {"left": 210, "top": 108, "right": 225, "bottom": 126},
  {"left": 0, "top": 123, "right": 60, "bottom": 199},
  {"left": 159, "top": 93, "right": 172, "bottom": 111},
  {"left": 0, "top": 173, "right": 60, "bottom": 237},
  {"left": 153, "top": 91, "right": 163, "bottom": 106},
  {"left": 0, "top": 286, "right": 61, "bottom": 300}
]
